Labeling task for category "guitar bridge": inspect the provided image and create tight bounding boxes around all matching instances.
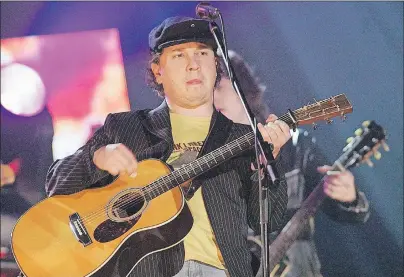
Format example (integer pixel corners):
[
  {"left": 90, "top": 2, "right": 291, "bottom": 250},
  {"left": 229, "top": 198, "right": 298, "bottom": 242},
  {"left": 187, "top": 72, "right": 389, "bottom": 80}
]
[{"left": 69, "top": 213, "right": 92, "bottom": 247}]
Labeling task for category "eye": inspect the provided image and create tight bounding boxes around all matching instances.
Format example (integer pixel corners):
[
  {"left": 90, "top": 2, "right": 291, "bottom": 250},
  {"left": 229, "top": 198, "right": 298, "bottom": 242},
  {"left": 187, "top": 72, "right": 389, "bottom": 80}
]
[
  {"left": 198, "top": 50, "right": 209, "bottom": 56},
  {"left": 172, "top": 53, "right": 183, "bottom": 59}
]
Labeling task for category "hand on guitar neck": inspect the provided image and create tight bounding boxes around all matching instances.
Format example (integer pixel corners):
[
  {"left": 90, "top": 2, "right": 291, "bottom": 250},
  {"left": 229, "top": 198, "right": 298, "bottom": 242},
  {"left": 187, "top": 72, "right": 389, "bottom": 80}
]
[
  {"left": 317, "top": 165, "right": 357, "bottom": 203},
  {"left": 1, "top": 158, "right": 21, "bottom": 188},
  {"left": 268, "top": 120, "right": 388, "bottom": 273}
]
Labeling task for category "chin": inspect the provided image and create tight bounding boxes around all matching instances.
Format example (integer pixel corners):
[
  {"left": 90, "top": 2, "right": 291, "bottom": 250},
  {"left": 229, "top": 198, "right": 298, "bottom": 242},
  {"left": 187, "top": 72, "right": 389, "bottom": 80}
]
[{"left": 182, "top": 97, "right": 209, "bottom": 108}]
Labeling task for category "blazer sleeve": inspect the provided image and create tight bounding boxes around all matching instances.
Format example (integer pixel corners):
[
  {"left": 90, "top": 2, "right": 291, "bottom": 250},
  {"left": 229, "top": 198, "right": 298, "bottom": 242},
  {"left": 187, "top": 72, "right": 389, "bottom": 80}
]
[
  {"left": 45, "top": 113, "right": 117, "bottom": 197},
  {"left": 321, "top": 190, "right": 370, "bottom": 223}
]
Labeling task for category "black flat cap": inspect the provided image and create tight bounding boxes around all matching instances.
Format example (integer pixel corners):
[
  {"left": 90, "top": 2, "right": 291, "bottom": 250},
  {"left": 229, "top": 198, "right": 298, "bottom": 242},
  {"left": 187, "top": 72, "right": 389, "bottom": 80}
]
[{"left": 149, "top": 16, "right": 218, "bottom": 53}]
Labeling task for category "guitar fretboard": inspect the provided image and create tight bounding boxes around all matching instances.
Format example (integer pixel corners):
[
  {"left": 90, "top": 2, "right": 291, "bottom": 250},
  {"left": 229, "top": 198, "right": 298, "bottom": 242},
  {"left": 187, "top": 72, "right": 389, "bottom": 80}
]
[
  {"left": 268, "top": 180, "right": 327, "bottom": 271},
  {"left": 140, "top": 93, "right": 352, "bottom": 205},
  {"left": 141, "top": 107, "right": 308, "bottom": 201},
  {"left": 143, "top": 131, "right": 255, "bottom": 200}
]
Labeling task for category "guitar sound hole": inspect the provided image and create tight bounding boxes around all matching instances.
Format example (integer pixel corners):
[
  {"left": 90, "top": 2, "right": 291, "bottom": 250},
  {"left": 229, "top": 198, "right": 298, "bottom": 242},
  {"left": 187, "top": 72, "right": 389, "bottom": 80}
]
[
  {"left": 93, "top": 189, "right": 146, "bottom": 243},
  {"left": 111, "top": 191, "right": 145, "bottom": 220},
  {"left": 109, "top": 190, "right": 145, "bottom": 221}
]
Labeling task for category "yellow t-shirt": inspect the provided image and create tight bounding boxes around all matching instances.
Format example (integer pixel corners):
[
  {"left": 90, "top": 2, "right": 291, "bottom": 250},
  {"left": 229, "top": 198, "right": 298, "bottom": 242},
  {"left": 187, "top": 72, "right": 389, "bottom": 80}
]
[{"left": 166, "top": 112, "right": 225, "bottom": 270}]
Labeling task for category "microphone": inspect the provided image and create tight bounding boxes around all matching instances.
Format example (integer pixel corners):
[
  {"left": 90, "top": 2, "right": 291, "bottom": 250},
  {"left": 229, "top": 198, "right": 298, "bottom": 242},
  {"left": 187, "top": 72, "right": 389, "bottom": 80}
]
[{"left": 196, "top": 2, "right": 219, "bottom": 20}]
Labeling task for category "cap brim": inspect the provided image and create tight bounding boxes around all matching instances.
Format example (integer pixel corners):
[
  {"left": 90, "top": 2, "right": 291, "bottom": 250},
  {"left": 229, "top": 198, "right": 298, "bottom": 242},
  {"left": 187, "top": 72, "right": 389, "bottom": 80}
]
[{"left": 156, "top": 38, "right": 217, "bottom": 52}]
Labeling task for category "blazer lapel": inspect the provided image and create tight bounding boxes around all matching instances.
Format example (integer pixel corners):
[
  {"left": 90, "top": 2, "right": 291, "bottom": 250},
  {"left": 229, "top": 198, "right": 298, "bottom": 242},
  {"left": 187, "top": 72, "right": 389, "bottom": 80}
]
[
  {"left": 140, "top": 101, "right": 233, "bottom": 166},
  {"left": 185, "top": 110, "right": 234, "bottom": 199},
  {"left": 145, "top": 101, "right": 173, "bottom": 143},
  {"left": 140, "top": 101, "right": 174, "bottom": 161}
]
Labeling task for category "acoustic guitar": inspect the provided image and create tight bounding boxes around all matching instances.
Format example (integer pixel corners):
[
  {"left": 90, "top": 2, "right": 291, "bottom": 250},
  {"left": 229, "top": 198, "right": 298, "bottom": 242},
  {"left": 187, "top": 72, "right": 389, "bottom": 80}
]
[{"left": 12, "top": 95, "right": 352, "bottom": 277}]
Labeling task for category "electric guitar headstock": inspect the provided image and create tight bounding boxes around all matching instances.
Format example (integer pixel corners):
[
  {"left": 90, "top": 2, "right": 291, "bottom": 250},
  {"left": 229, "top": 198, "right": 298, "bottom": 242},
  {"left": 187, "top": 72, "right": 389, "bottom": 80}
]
[
  {"left": 338, "top": 120, "right": 388, "bottom": 169},
  {"left": 284, "top": 93, "right": 353, "bottom": 130}
]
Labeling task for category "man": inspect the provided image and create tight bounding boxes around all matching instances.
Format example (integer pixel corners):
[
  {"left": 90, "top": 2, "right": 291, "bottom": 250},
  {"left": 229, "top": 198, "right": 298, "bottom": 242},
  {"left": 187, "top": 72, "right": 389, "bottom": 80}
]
[
  {"left": 213, "top": 50, "right": 370, "bottom": 277},
  {"left": 45, "top": 16, "right": 291, "bottom": 277}
]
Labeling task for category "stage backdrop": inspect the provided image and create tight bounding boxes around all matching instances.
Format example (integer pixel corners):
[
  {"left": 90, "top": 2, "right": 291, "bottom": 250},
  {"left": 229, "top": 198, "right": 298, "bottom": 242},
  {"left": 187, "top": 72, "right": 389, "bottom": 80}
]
[{"left": 1, "top": 29, "right": 130, "bottom": 162}]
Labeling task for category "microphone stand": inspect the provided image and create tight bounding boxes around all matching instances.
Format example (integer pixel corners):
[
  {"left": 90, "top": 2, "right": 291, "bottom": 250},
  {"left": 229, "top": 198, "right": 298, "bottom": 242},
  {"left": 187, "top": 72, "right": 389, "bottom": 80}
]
[{"left": 208, "top": 20, "right": 280, "bottom": 277}]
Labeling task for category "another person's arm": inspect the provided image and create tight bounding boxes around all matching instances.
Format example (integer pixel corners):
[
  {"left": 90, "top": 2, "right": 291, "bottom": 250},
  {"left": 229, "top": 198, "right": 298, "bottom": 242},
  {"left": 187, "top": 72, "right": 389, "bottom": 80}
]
[
  {"left": 303, "top": 135, "right": 370, "bottom": 223},
  {"left": 319, "top": 166, "right": 370, "bottom": 223}
]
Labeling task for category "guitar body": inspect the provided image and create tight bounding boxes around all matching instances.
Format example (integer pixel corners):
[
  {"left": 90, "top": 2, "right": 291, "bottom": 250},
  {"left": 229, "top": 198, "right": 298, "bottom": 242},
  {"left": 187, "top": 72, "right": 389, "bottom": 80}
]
[{"left": 11, "top": 159, "right": 193, "bottom": 277}]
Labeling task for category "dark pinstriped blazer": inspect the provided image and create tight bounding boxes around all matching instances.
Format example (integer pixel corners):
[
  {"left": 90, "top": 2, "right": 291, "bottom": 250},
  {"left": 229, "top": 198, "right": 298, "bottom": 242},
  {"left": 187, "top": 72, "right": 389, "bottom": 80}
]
[{"left": 45, "top": 101, "right": 288, "bottom": 277}]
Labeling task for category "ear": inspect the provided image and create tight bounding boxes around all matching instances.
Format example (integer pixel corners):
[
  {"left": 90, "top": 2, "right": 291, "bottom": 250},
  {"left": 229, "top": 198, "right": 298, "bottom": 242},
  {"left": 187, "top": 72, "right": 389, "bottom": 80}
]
[{"left": 151, "top": 63, "right": 162, "bottom": 84}]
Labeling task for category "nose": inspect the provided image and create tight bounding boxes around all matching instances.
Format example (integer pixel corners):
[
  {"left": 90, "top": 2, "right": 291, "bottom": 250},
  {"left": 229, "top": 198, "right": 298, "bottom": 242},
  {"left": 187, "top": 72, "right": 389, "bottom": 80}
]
[{"left": 187, "top": 55, "right": 200, "bottom": 71}]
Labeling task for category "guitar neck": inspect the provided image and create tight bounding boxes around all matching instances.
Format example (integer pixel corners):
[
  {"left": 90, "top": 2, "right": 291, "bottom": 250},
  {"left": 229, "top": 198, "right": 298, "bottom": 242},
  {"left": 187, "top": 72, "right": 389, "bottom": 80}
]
[
  {"left": 142, "top": 92, "right": 352, "bottom": 201},
  {"left": 268, "top": 181, "right": 327, "bottom": 271},
  {"left": 267, "top": 118, "right": 386, "bottom": 272},
  {"left": 143, "top": 131, "right": 255, "bottom": 200},
  {"left": 268, "top": 162, "right": 342, "bottom": 271},
  {"left": 143, "top": 111, "right": 297, "bottom": 201}
]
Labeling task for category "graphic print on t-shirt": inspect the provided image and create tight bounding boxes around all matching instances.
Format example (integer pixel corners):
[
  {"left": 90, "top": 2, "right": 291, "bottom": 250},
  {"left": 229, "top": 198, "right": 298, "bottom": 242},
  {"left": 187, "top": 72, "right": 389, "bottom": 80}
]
[{"left": 167, "top": 141, "right": 204, "bottom": 169}]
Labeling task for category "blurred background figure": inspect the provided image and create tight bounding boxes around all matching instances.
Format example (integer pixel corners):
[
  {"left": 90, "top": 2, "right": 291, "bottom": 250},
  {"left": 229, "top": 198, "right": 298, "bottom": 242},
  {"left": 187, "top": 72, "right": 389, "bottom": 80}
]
[
  {"left": 1, "top": 62, "right": 53, "bottom": 204},
  {"left": 0, "top": 29, "right": 130, "bottom": 276},
  {"left": 0, "top": 62, "right": 54, "bottom": 274},
  {"left": 214, "top": 50, "right": 370, "bottom": 277}
]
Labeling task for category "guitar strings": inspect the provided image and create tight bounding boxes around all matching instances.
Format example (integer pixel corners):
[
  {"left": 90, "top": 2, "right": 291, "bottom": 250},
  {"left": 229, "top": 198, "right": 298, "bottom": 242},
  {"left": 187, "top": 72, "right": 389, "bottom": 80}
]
[
  {"left": 79, "top": 105, "right": 331, "bottom": 224},
  {"left": 83, "top": 130, "right": 253, "bottom": 221},
  {"left": 80, "top": 131, "right": 255, "bottom": 224},
  {"left": 67, "top": 102, "right": 346, "bottom": 225},
  {"left": 59, "top": 103, "right": 349, "bottom": 225},
  {"left": 78, "top": 110, "right": 308, "bottom": 223},
  {"left": 65, "top": 106, "right": 345, "bottom": 225}
]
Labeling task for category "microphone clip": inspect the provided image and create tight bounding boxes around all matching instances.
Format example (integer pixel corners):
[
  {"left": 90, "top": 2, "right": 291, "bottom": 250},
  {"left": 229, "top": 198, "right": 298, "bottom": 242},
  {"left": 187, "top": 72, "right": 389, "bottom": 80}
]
[{"left": 196, "top": 2, "right": 219, "bottom": 20}]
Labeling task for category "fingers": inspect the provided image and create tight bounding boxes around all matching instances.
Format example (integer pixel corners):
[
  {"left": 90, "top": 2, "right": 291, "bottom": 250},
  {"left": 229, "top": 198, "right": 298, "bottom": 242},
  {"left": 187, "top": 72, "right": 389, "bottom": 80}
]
[
  {"left": 316, "top": 165, "right": 333, "bottom": 174},
  {"left": 319, "top": 166, "right": 356, "bottom": 202},
  {"left": 266, "top": 114, "right": 278, "bottom": 123},
  {"left": 323, "top": 181, "right": 356, "bottom": 202},
  {"left": 116, "top": 144, "right": 138, "bottom": 175},
  {"left": 258, "top": 121, "right": 290, "bottom": 143},
  {"left": 258, "top": 122, "right": 278, "bottom": 142},
  {"left": 277, "top": 120, "right": 290, "bottom": 135},
  {"left": 258, "top": 114, "right": 291, "bottom": 157},
  {"left": 112, "top": 153, "right": 136, "bottom": 176},
  {"left": 102, "top": 143, "right": 138, "bottom": 176}
]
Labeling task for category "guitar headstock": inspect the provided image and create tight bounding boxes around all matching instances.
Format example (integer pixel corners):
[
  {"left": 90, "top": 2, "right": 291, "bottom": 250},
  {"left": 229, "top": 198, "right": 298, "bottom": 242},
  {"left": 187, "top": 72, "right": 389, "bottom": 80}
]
[
  {"left": 291, "top": 94, "right": 353, "bottom": 129},
  {"left": 339, "top": 120, "right": 388, "bottom": 169}
]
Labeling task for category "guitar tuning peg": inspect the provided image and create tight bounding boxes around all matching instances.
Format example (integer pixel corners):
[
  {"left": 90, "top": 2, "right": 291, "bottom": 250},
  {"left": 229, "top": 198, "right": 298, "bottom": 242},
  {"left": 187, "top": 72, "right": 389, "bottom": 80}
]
[
  {"left": 312, "top": 123, "right": 318, "bottom": 130},
  {"left": 354, "top": 128, "right": 363, "bottom": 136},
  {"left": 381, "top": 141, "right": 390, "bottom": 152},
  {"left": 362, "top": 120, "right": 371, "bottom": 128},
  {"left": 365, "top": 159, "right": 374, "bottom": 167},
  {"left": 374, "top": 151, "right": 382, "bottom": 160},
  {"left": 326, "top": 119, "right": 333, "bottom": 124},
  {"left": 346, "top": 137, "right": 354, "bottom": 144}
]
